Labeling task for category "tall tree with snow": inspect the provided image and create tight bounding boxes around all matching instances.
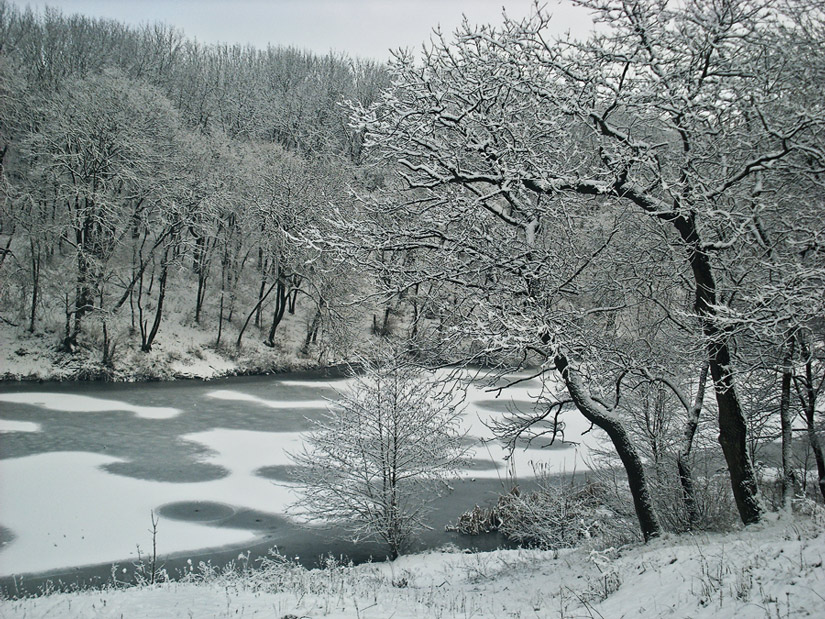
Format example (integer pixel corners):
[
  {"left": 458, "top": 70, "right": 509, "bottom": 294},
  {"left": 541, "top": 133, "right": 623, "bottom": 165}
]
[{"left": 344, "top": 0, "right": 825, "bottom": 533}]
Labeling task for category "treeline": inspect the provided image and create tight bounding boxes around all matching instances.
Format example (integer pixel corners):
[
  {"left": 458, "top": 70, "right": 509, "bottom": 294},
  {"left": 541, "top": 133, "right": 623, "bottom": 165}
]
[{"left": 0, "top": 1, "right": 389, "bottom": 367}]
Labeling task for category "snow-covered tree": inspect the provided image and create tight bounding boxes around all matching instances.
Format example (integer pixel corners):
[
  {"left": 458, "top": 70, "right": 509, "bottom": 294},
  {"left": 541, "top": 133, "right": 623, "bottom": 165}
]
[
  {"left": 289, "top": 350, "right": 466, "bottom": 558},
  {"left": 344, "top": 0, "right": 825, "bottom": 533},
  {"left": 19, "top": 71, "right": 182, "bottom": 350}
]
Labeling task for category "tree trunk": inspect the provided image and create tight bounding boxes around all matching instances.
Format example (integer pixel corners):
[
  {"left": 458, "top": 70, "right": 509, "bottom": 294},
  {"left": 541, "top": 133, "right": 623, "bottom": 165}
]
[
  {"left": 288, "top": 286, "right": 299, "bottom": 314},
  {"left": 192, "top": 234, "right": 209, "bottom": 324},
  {"left": 266, "top": 279, "right": 288, "bottom": 347},
  {"left": 0, "top": 232, "right": 12, "bottom": 270},
  {"left": 409, "top": 284, "right": 420, "bottom": 340},
  {"left": 101, "top": 319, "right": 111, "bottom": 367},
  {"left": 302, "top": 307, "right": 322, "bottom": 355},
  {"left": 381, "top": 306, "right": 392, "bottom": 336},
  {"left": 216, "top": 264, "right": 226, "bottom": 347},
  {"left": 554, "top": 353, "right": 661, "bottom": 541},
  {"left": 676, "top": 362, "right": 708, "bottom": 529},
  {"left": 779, "top": 336, "right": 796, "bottom": 509},
  {"left": 237, "top": 276, "right": 278, "bottom": 348},
  {"left": 62, "top": 293, "right": 73, "bottom": 352},
  {"left": 797, "top": 335, "right": 825, "bottom": 502},
  {"left": 137, "top": 255, "right": 147, "bottom": 348},
  {"left": 255, "top": 264, "right": 268, "bottom": 328},
  {"left": 195, "top": 269, "right": 208, "bottom": 324},
  {"left": 141, "top": 248, "right": 169, "bottom": 352},
  {"left": 672, "top": 213, "right": 764, "bottom": 525},
  {"left": 28, "top": 237, "right": 41, "bottom": 333},
  {"left": 66, "top": 263, "right": 92, "bottom": 351},
  {"left": 68, "top": 219, "right": 96, "bottom": 350}
]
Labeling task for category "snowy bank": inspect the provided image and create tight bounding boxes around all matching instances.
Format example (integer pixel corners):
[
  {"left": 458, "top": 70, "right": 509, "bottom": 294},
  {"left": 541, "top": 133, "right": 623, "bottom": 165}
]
[
  {"left": 0, "top": 321, "right": 323, "bottom": 383},
  {"left": 2, "top": 513, "right": 823, "bottom": 618}
]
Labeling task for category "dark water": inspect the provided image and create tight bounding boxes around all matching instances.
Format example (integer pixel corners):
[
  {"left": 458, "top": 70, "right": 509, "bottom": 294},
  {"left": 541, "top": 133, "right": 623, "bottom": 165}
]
[{"left": 0, "top": 371, "right": 526, "bottom": 596}]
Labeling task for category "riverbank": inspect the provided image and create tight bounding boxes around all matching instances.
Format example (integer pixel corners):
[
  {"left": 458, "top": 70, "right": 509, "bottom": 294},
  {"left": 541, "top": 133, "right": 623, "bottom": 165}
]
[
  {"left": 0, "top": 320, "right": 337, "bottom": 383},
  {"left": 2, "top": 512, "right": 823, "bottom": 618}
]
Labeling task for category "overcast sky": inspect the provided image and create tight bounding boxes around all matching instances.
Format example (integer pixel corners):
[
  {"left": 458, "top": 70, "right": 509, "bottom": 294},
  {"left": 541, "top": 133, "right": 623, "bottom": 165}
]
[{"left": 20, "top": 0, "right": 596, "bottom": 61}]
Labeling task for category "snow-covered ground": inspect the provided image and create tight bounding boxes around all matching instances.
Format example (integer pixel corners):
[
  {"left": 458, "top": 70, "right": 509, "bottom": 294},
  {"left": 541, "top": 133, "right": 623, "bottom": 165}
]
[
  {"left": 2, "top": 513, "right": 822, "bottom": 618},
  {"left": 0, "top": 371, "right": 600, "bottom": 578},
  {"left": 0, "top": 318, "right": 311, "bottom": 382}
]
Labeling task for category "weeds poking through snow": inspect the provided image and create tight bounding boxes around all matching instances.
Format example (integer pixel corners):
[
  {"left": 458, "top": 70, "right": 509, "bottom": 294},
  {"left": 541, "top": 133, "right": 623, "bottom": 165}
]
[
  {"left": 2, "top": 515, "right": 823, "bottom": 617},
  {"left": 133, "top": 510, "right": 165, "bottom": 585}
]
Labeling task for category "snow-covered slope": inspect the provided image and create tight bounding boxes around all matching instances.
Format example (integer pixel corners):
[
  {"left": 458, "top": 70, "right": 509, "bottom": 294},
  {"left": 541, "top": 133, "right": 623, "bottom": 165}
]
[{"left": 3, "top": 512, "right": 822, "bottom": 618}]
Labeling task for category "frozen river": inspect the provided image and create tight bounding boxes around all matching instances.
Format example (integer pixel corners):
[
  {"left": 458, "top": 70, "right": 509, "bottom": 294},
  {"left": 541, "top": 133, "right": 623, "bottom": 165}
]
[{"left": 0, "top": 369, "right": 597, "bottom": 586}]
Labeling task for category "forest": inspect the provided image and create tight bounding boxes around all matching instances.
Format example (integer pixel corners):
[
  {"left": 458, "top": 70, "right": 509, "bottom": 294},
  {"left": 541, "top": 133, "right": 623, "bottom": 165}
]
[
  {"left": 1, "top": 0, "right": 824, "bottom": 553},
  {"left": 0, "top": 0, "right": 391, "bottom": 375}
]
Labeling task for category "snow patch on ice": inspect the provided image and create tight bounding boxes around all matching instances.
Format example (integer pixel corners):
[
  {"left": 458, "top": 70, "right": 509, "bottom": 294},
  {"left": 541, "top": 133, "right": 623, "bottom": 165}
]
[
  {"left": 205, "top": 389, "right": 327, "bottom": 410},
  {"left": 0, "top": 452, "right": 254, "bottom": 576},
  {"left": 183, "top": 428, "right": 304, "bottom": 476},
  {"left": 0, "top": 419, "right": 41, "bottom": 433},
  {"left": 0, "top": 428, "right": 309, "bottom": 577},
  {"left": 0, "top": 393, "right": 181, "bottom": 419}
]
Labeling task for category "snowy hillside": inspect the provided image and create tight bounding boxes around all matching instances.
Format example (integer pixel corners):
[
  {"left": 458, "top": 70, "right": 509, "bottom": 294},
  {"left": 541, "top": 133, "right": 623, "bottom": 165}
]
[{"left": 2, "top": 512, "right": 822, "bottom": 618}]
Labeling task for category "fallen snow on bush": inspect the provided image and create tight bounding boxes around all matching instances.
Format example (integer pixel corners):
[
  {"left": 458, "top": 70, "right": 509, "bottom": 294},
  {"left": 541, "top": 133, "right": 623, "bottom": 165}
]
[{"left": 3, "top": 513, "right": 822, "bottom": 618}]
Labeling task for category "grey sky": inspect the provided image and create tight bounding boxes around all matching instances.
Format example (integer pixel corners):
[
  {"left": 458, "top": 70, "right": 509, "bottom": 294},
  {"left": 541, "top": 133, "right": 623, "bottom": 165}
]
[{"left": 21, "top": 0, "right": 595, "bottom": 61}]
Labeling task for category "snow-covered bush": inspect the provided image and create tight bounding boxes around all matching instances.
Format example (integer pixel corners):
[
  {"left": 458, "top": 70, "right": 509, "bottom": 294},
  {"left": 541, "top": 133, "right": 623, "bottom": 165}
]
[
  {"left": 452, "top": 475, "right": 634, "bottom": 550},
  {"left": 494, "top": 481, "right": 608, "bottom": 549}
]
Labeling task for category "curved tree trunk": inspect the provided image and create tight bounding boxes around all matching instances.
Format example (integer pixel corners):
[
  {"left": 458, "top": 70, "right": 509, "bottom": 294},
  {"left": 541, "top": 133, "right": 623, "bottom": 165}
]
[
  {"left": 237, "top": 276, "right": 278, "bottom": 348},
  {"left": 672, "top": 213, "right": 764, "bottom": 525},
  {"left": 141, "top": 247, "right": 169, "bottom": 352},
  {"left": 265, "top": 278, "right": 288, "bottom": 347},
  {"left": 554, "top": 353, "right": 661, "bottom": 542}
]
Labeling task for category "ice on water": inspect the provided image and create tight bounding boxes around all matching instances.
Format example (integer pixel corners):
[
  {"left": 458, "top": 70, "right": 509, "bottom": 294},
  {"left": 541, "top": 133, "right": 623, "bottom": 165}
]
[{"left": 0, "top": 376, "right": 604, "bottom": 576}]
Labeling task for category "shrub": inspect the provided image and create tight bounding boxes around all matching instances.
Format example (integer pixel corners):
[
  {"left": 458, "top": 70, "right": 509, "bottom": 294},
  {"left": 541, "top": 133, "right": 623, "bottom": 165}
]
[{"left": 289, "top": 349, "right": 467, "bottom": 558}]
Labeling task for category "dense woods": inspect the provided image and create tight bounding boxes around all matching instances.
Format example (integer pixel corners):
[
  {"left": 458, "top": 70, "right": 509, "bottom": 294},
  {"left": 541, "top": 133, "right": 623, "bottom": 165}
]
[
  {"left": 0, "top": 0, "right": 389, "bottom": 372},
  {"left": 0, "top": 0, "right": 823, "bottom": 543}
]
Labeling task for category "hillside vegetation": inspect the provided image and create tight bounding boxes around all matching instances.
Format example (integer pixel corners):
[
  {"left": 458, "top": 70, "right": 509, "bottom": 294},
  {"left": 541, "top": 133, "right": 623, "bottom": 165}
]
[{"left": 0, "top": 0, "right": 391, "bottom": 380}]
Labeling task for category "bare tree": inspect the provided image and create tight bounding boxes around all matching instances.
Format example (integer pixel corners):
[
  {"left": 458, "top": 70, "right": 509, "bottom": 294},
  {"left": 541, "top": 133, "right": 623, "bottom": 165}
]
[{"left": 289, "top": 350, "right": 467, "bottom": 558}]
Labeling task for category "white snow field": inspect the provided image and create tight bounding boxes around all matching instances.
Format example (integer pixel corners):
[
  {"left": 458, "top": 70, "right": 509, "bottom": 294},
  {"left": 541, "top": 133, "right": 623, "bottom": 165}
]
[
  {"left": 205, "top": 389, "right": 329, "bottom": 410},
  {"left": 0, "top": 372, "right": 601, "bottom": 578},
  {"left": 2, "top": 513, "right": 823, "bottom": 618}
]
